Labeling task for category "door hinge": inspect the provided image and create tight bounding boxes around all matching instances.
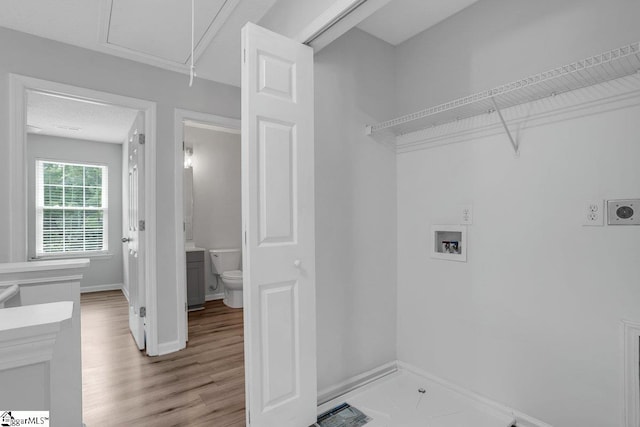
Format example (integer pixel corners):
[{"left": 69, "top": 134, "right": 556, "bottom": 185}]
[
  {"left": 185, "top": 302, "right": 187, "bottom": 312},
  {"left": 243, "top": 49, "right": 246, "bottom": 64},
  {"left": 138, "top": 133, "right": 146, "bottom": 145},
  {"left": 182, "top": 141, "right": 185, "bottom": 151},
  {"left": 140, "top": 306, "right": 146, "bottom": 318},
  {"left": 139, "top": 220, "right": 146, "bottom": 231},
  {"left": 244, "top": 231, "right": 247, "bottom": 245},
  {"left": 183, "top": 222, "right": 186, "bottom": 232}
]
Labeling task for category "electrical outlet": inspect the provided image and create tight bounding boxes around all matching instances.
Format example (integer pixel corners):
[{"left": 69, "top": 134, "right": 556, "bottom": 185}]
[
  {"left": 461, "top": 204, "right": 473, "bottom": 225},
  {"left": 583, "top": 200, "right": 603, "bottom": 226}
]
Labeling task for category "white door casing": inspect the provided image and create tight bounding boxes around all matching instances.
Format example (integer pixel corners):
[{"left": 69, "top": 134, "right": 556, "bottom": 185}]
[
  {"left": 126, "top": 112, "right": 146, "bottom": 350},
  {"left": 241, "top": 23, "right": 317, "bottom": 427},
  {"left": 8, "top": 74, "right": 158, "bottom": 356},
  {"left": 173, "top": 109, "right": 242, "bottom": 353}
]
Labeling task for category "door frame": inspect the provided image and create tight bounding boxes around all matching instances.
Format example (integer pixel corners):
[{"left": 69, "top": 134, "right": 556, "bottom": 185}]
[
  {"left": 173, "top": 108, "right": 241, "bottom": 349},
  {"left": 8, "top": 74, "right": 159, "bottom": 355}
]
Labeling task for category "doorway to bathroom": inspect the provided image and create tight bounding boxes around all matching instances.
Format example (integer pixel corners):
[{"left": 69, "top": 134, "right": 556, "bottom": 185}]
[
  {"left": 183, "top": 121, "right": 242, "bottom": 308},
  {"left": 174, "top": 109, "right": 242, "bottom": 345},
  {"left": 173, "top": 109, "right": 245, "bottom": 420}
]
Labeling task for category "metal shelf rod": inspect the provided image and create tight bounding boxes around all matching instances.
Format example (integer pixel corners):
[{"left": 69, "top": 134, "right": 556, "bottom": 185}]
[
  {"left": 366, "top": 41, "right": 640, "bottom": 142},
  {"left": 491, "top": 96, "right": 518, "bottom": 155}
]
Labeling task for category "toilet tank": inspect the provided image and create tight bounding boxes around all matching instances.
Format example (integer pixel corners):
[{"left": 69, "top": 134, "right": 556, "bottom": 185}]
[{"left": 209, "top": 248, "right": 241, "bottom": 274}]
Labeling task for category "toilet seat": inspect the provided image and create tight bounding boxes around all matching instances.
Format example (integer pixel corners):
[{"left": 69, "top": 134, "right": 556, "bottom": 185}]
[{"left": 222, "top": 270, "right": 242, "bottom": 280}]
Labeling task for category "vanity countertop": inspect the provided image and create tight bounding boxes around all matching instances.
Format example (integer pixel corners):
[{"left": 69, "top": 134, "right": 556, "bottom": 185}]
[{"left": 185, "top": 246, "right": 206, "bottom": 252}]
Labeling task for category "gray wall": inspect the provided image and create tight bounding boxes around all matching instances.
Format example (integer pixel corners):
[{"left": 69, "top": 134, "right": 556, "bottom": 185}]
[
  {"left": 0, "top": 27, "right": 240, "bottom": 345},
  {"left": 397, "top": 101, "right": 640, "bottom": 427},
  {"left": 185, "top": 126, "right": 242, "bottom": 298},
  {"left": 394, "top": 0, "right": 640, "bottom": 425},
  {"left": 27, "top": 134, "right": 123, "bottom": 288},
  {"left": 314, "top": 28, "right": 398, "bottom": 392},
  {"left": 395, "top": 0, "right": 640, "bottom": 116}
]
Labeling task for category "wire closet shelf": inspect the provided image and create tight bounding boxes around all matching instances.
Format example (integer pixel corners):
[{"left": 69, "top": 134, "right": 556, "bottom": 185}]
[{"left": 366, "top": 42, "right": 640, "bottom": 137}]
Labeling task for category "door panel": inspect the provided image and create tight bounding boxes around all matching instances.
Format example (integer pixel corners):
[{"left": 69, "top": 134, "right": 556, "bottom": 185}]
[
  {"left": 126, "top": 112, "right": 146, "bottom": 350},
  {"left": 258, "top": 119, "right": 296, "bottom": 244},
  {"left": 260, "top": 280, "right": 298, "bottom": 410},
  {"left": 242, "top": 22, "right": 316, "bottom": 427},
  {"left": 258, "top": 52, "right": 296, "bottom": 101}
]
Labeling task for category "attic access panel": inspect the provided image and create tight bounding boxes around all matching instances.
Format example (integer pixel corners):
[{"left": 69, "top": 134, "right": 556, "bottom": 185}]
[{"left": 105, "top": 0, "right": 233, "bottom": 64}]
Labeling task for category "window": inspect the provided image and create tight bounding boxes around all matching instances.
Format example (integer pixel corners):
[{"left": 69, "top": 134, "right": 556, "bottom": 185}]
[{"left": 36, "top": 160, "right": 108, "bottom": 256}]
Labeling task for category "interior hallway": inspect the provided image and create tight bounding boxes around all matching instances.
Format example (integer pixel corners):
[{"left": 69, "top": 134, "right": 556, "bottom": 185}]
[{"left": 81, "top": 291, "right": 245, "bottom": 426}]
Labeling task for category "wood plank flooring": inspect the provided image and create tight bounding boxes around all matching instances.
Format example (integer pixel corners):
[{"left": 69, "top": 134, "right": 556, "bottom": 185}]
[{"left": 81, "top": 291, "right": 245, "bottom": 427}]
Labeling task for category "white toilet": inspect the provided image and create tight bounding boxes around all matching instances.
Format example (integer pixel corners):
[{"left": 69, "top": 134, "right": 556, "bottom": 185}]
[{"left": 209, "top": 248, "right": 243, "bottom": 308}]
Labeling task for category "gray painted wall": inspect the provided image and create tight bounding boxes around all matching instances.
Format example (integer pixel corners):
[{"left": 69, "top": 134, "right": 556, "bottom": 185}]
[
  {"left": 394, "top": 0, "right": 640, "bottom": 425},
  {"left": 184, "top": 126, "right": 242, "bottom": 298},
  {"left": 397, "top": 101, "right": 640, "bottom": 427},
  {"left": 314, "top": 28, "right": 398, "bottom": 392},
  {"left": 0, "top": 27, "right": 240, "bottom": 345},
  {"left": 395, "top": 0, "right": 640, "bottom": 116},
  {"left": 27, "top": 134, "right": 124, "bottom": 288}
]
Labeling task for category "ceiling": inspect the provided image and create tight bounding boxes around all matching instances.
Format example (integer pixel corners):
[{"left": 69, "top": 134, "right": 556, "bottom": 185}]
[
  {"left": 357, "top": 0, "right": 479, "bottom": 46},
  {"left": 0, "top": 0, "right": 277, "bottom": 87},
  {"left": 27, "top": 91, "right": 139, "bottom": 143},
  {"left": 0, "top": 0, "right": 478, "bottom": 87},
  {"left": 106, "top": 0, "right": 231, "bottom": 64}
]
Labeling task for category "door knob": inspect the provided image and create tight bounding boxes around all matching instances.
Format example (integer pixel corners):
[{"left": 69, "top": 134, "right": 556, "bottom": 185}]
[
  {"left": 293, "top": 259, "right": 301, "bottom": 268},
  {"left": 121, "top": 237, "right": 131, "bottom": 243}
]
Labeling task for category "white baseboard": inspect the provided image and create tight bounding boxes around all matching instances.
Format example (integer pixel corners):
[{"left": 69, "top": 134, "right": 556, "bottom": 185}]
[
  {"left": 157, "top": 339, "right": 185, "bottom": 356},
  {"left": 81, "top": 283, "right": 123, "bottom": 293},
  {"left": 398, "top": 361, "right": 553, "bottom": 427},
  {"left": 121, "top": 285, "right": 129, "bottom": 302},
  {"left": 622, "top": 320, "right": 640, "bottom": 427},
  {"left": 205, "top": 292, "right": 224, "bottom": 301},
  {"left": 317, "top": 360, "right": 398, "bottom": 408}
]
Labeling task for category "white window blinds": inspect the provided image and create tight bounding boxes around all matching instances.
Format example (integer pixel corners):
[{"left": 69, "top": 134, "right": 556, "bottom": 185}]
[{"left": 35, "top": 160, "right": 108, "bottom": 256}]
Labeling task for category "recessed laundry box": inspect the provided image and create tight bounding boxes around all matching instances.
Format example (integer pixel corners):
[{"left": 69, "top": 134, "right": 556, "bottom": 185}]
[{"left": 431, "top": 225, "right": 467, "bottom": 262}]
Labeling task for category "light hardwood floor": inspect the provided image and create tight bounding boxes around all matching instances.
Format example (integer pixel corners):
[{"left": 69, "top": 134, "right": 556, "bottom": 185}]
[{"left": 81, "top": 291, "right": 245, "bottom": 427}]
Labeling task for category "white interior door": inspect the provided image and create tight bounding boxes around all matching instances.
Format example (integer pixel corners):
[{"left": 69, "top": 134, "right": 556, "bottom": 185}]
[
  {"left": 125, "top": 112, "right": 146, "bottom": 350},
  {"left": 241, "top": 23, "right": 317, "bottom": 427}
]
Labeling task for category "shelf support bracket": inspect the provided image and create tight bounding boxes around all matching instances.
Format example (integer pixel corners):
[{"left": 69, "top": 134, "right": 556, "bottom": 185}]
[{"left": 491, "top": 96, "right": 519, "bottom": 155}]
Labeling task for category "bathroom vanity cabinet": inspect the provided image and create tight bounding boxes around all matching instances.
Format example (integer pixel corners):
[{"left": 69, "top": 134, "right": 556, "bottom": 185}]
[{"left": 186, "top": 249, "right": 205, "bottom": 310}]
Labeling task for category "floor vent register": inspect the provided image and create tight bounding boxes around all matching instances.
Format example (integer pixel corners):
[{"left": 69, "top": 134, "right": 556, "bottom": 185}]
[{"left": 315, "top": 403, "right": 371, "bottom": 427}]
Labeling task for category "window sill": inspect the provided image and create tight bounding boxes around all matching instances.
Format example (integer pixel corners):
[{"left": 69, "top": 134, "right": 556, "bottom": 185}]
[{"left": 32, "top": 252, "right": 113, "bottom": 261}]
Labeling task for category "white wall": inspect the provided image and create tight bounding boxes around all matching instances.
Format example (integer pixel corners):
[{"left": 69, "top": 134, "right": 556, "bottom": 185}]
[
  {"left": 184, "top": 126, "right": 242, "bottom": 297},
  {"left": 314, "top": 28, "right": 398, "bottom": 392},
  {"left": 26, "top": 134, "right": 123, "bottom": 289},
  {"left": 394, "top": 1, "right": 640, "bottom": 425},
  {"left": 397, "top": 101, "right": 640, "bottom": 427},
  {"left": 0, "top": 27, "right": 240, "bottom": 345},
  {"left": 395, "top": 0, "right": 640, "bottom": 117}
]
